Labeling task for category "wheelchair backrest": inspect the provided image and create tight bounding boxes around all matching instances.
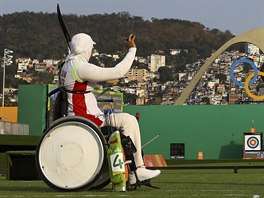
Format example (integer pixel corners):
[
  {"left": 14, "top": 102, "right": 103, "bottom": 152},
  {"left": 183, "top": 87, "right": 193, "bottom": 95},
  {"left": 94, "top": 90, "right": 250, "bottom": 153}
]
[{"left": 48, "top": 86, "right": 68, "bottom": 121}]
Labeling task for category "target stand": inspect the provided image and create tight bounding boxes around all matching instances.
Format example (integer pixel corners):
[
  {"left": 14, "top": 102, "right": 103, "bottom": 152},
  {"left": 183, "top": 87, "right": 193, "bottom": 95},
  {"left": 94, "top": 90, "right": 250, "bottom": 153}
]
[{"left": 243, "top": 132, "right": 264, "bottom": 159}]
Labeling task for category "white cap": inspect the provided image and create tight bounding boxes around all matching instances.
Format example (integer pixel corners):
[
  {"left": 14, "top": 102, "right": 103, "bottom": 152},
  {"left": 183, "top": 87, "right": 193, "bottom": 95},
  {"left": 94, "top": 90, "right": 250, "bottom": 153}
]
[{"left": 70, "top": 33, "right": 96, "bottom": 55}]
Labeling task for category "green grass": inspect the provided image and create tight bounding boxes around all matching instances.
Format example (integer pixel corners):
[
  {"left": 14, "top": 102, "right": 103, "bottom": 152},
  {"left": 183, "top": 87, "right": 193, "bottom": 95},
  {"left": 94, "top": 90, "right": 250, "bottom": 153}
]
[{"left": 0, "top": 168, "right": 263, "bottom": 197}]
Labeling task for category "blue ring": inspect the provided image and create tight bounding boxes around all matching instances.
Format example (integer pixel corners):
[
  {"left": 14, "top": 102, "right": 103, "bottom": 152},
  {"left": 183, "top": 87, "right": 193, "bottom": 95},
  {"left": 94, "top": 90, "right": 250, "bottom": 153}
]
[
  {"left": 247, "top": 137, "right": 259, "bottom": 149},
  {"left": 229, "top": 59, "right": 258, "bottom": 87}
]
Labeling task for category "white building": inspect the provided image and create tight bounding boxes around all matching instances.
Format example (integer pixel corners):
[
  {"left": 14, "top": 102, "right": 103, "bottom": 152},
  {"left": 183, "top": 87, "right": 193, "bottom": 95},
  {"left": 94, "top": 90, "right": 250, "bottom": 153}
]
[
  {"left": 135, "top": 56, "right": 147, "bottom": 64},
  {"left": 170, "top": 49, "right": 181, "bottom": 55},
  {"left": 246, "top": 43, "right": 260, "bottom": 55},
  {"left": 148, "top": 54, "right": 165, "bottom": 72},
  {"left": 178, "top": 73, "right": 186, "bottom": 82},
  {"left": 15, "top": 58, "right": 31, "bottom": 79}
]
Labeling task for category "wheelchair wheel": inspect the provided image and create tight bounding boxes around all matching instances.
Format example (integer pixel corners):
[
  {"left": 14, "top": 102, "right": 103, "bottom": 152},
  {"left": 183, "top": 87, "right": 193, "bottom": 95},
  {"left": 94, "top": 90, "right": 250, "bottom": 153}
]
[{"left": 36, "top": 116, "right": 110, "bottom": 191}]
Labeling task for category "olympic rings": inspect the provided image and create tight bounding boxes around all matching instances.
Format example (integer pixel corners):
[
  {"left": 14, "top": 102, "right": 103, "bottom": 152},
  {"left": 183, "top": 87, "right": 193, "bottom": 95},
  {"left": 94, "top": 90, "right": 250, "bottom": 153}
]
[
  {"left": 244, "top": 71, "right": 264, "bottom": 100},
  {"left": 229, "top": 58, "right": 264, "bottom": 100},
  {"left": 229, "top": 59, "right": 258, "bottom": 87}
]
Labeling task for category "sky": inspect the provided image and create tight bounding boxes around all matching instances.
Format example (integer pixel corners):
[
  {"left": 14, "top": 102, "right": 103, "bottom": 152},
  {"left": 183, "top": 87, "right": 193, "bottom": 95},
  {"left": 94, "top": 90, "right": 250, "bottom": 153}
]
[{"left": 0, "top": 0, "right": 264, "bottom": 35}]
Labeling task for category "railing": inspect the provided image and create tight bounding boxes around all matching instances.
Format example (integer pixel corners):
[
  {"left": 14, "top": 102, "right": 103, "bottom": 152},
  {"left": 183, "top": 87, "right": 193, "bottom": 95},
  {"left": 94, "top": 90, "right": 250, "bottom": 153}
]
[
  {"left": 152, "top": 165, "right": 264, "bottom": 173},
  {"left": 0, "top": 121, "right": 29, "bottom": 135},
  {"left": 148, "top": 159, "right": 264, "bottom": 173}
]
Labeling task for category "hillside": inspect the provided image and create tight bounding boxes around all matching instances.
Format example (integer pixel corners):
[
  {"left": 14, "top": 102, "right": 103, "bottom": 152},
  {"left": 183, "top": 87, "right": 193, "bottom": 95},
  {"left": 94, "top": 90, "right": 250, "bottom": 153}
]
[
  {"left": 0, "top": 11, "right": 236, "bottom": 100},
  {"left": 0, "top": 11, "right": 234, "bottom": 60}
]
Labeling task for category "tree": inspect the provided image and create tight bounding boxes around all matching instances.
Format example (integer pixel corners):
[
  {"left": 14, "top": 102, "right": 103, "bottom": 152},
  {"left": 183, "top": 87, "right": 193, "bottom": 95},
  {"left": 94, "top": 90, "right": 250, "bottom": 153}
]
[
  {"left": 146, "top": 97, "right": 162, "bottom": 105},
  {"left": 158, "top": 67, "right": 174, "bottom": 83},
  {"left": 0, "top": 12, "right": 233, "bottom": 59},
  {"left": 256, "top": 83, "right": 264, "bottom": 92},
  {"left": 259, "top": 63, "right": 264, "bottom": 82},
  {"left": 201, "top": 97, "right": 210, "bottom": 104},
  {"left": 215, "top": 73, "right": 227, "bottom": 83},
  {"left": 122, "top": 92, "right": 137, "bottom": 105}
]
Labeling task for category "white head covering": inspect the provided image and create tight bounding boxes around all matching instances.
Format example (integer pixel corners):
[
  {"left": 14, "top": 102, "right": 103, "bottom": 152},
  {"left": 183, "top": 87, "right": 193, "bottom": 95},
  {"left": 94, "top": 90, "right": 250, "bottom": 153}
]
[
  {"left": 70, "top": 33, "right": 96, "bottom": 55},
  {"left": 66, "top": 33, "right": 96, "bottom": 62}
]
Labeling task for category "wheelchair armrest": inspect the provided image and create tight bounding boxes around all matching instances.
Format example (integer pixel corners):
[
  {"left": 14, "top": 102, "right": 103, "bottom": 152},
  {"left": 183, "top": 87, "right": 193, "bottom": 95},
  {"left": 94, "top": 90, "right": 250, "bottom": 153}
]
[{"left": 48, "top": 87, "right": 66, "bottom": 97}]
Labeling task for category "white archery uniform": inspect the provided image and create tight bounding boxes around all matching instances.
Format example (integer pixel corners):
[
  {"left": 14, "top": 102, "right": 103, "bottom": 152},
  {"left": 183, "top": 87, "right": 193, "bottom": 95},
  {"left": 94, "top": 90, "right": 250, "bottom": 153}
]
[{"left": 60, "top": 33, "right": 160, "bottom": 184}]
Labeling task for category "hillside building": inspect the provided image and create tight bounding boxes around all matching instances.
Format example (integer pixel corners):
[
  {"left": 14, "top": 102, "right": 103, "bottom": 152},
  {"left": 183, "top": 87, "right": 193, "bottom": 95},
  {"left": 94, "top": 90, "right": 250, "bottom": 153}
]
[
  {"left": 125, "top": 68, "right": 148, "bottom": 82},
  {"left": 148, "top": 54, "right": 165, "bottom": 72}
]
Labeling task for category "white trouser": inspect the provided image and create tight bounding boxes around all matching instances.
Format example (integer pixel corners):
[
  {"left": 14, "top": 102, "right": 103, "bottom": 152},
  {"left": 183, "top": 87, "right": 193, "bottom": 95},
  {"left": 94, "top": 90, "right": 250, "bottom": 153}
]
[{"left": 102, "top": 112, "right": 144, "bottom": 167}]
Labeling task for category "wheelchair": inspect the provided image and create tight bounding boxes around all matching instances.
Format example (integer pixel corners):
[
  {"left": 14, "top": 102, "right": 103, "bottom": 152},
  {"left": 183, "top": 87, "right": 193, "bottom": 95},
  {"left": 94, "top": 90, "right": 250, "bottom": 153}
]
[
  {"left": 35, "top": 87, "right": 137, "bottom": 191},
  {"left": 36, "top": 115, "right": 112, "bottom": 191}
]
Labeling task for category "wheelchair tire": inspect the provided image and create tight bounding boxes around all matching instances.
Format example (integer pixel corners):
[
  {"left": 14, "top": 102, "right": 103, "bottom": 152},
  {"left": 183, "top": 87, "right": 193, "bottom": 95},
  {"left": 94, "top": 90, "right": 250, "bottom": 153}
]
[{"left": 36, "top": 116, "right": 110, "bottom": 191}]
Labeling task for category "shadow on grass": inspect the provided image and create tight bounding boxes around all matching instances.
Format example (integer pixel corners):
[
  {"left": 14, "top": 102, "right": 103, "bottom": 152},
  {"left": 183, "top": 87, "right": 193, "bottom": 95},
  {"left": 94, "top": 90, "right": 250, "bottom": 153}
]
[
  {"left": 0, "top": 185, "right": 114, "bottom": 193},
  {"left": 154, "top": 181, "right": 264, "bottom": 186},
  {"left": 0, "top": 186, "right": 53, "bottom": 192}
]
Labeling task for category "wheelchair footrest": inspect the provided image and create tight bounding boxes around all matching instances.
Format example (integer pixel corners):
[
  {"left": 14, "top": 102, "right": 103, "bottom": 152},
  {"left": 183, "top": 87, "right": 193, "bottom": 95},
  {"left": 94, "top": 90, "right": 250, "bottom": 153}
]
[
  {"left": 126, "top": 179, "right": 160, "bottom": 191},
  {"left": 141, "top": 179, "right": 160, "bottom": 189},
  {"left": 124, "top": 160, "right": 132, "bottom": 165}
]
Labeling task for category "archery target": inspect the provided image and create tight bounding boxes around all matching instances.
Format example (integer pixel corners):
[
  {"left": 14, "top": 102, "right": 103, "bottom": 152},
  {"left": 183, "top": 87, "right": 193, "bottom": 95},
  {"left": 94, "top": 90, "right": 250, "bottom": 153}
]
[{"left": 244, "top": 134, "right": 261, "bottom": 151}]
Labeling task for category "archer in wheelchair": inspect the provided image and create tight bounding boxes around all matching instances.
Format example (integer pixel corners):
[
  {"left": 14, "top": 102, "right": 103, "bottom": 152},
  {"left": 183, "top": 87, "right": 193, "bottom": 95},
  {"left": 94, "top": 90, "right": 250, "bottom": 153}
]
[{"left": 36, "top": 33, "right": 160, "bottom": 191}]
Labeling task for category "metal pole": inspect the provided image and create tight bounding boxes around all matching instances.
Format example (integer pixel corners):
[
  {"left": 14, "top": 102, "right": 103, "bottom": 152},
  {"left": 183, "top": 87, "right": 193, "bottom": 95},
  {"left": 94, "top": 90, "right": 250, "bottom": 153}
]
[
  {"left": 2, "top": 50, "right": 6, "bottom": 107},
  {"left": 2, "top": 49, "right": 13, "bottom": 107},
  {"left": 141, "top": 133, "right": 160, "bottom": 149}
]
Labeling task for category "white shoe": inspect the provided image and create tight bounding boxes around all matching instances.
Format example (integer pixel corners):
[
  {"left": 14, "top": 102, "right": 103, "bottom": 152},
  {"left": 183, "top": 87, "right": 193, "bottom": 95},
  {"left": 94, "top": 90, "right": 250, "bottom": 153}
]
[{"left": 129, "top": 167, "right": 161, "bottom": 185}]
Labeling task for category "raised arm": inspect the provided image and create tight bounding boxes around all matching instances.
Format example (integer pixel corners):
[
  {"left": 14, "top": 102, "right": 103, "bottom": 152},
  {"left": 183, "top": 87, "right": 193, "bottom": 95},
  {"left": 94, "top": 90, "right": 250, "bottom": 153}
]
[{"left": 77, "top": 34, "right": 137, "bottom": 82}]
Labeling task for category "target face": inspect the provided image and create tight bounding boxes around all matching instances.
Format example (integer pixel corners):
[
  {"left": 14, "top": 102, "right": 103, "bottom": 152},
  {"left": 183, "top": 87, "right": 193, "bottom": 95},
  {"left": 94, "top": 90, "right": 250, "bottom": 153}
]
[{"left": 244, "top": 134, "right": 261, "bottom": 151}]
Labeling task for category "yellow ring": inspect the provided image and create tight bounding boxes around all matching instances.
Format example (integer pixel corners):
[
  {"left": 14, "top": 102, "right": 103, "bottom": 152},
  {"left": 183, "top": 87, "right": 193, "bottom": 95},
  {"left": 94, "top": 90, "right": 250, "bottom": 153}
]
[{"left": 244, "top": 71, "right": 264, "bottom": 100}]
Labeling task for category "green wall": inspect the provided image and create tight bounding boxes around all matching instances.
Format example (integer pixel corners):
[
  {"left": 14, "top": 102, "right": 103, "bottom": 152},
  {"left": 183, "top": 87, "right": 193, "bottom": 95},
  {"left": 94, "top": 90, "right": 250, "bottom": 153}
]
[
  {"left": 18, "top": 84, "right": 47, "bottom": 135},
  {"left": 124, "top": 104, "right": 264, "bottom": 160},
  {"left": 17, "top": 84, "right": 264, "bottom": 160}
]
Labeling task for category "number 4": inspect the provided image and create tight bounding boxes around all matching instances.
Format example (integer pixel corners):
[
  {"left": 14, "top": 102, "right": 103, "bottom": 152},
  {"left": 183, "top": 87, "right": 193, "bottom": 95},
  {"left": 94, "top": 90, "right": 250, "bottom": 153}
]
[{"left": 113, "top": 154, "right": 123, "bottom": 169}]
